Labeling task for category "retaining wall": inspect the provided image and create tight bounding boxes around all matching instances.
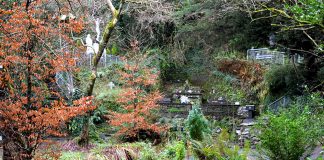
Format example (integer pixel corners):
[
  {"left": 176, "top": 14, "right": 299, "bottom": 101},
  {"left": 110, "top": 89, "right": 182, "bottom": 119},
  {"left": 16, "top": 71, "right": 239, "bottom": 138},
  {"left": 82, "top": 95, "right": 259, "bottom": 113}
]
[{"left": 160, "top": 103, "right": 240, "bottom": 119}]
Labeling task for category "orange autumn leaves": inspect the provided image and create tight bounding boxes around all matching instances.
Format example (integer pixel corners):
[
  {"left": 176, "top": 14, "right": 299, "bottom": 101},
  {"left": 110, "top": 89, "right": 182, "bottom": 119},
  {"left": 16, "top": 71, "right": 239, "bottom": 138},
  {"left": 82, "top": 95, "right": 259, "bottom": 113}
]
[
  {"left": 0, "top": 1, "right": 93, "bottom": 158},
  {"left": 217, "top": 59, "right": 264, "bottom": 86},
  {"left": 1, "top": 97, "right": 95, "bottom": 136},
  {"left": 109, "top": 61, "right": 166, "bottom": 138}
]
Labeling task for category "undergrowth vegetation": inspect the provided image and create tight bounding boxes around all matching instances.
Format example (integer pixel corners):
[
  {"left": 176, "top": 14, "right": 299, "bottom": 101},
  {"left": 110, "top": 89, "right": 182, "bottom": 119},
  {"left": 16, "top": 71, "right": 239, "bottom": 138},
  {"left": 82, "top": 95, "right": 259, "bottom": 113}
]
[
  {"left": 255, "top": 93, "right": 323, "bottom": 160},
  {"left": 1, "top": 0, "right": 323, "bottom": 159}
]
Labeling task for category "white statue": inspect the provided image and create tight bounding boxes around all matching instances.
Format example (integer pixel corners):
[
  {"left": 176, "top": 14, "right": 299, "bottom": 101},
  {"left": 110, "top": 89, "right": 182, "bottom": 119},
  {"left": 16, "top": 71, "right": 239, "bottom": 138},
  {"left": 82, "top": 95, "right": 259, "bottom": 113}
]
[
  {"left": 86, "top": 34, "right": 93, "bottom": 55},
  {"left": 180, "top": 95, "right": 190, "bottom": 104},
  {"left": 86, "top": 18, "right": 108, "bottom": 60}
]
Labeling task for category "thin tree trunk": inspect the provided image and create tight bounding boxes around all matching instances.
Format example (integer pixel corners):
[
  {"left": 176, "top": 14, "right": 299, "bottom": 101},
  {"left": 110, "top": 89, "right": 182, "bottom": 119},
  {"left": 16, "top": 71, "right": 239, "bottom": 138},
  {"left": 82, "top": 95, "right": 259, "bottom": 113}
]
[{"left": 78, "top": 0, "right": 125, "bottom": 147}]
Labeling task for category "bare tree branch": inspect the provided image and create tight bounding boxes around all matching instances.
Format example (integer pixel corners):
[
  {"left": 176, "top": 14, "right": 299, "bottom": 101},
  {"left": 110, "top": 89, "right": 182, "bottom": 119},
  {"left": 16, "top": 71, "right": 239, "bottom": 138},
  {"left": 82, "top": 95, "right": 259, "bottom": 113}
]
[
  {"left": 303, "top": 30, "right": 319, "bottom": 48},
  {"left": 106, "top": 0, "right": 116, "bottom": 15}
]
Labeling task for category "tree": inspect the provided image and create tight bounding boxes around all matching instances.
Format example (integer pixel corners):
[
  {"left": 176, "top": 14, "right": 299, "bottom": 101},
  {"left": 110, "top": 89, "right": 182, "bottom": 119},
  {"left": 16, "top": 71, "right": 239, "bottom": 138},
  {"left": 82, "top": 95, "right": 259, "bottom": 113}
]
[
  {"left": 109, "top": 56, "right": 166, "bottom": 141},
  {"left": 246, "top": 0, "right": 323, "bottom": 57},
  {"left": 0, "top": 1, "right": 95, "bottom": 159},
  {"left": 78, "top": 0, "right": 126, "bottom": 146},
  {"left": 244, "top": 0, "right": 324, "bottom": 94},
  {"left": 185, "top": 104, "right": 210, "bottom": 141}
]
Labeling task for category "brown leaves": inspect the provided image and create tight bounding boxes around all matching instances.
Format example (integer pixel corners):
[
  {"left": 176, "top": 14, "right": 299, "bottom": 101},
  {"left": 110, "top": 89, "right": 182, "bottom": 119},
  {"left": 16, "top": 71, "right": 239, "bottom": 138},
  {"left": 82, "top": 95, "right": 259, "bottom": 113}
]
[
  {"left": 0, "top": 1, "right": 90, "bottom": 158},
  {"left": 217, "top": 59, "right": 265, "bottom": 85},
  {"left": 109, "top": 62, "right": 166, "bottom": 139}
]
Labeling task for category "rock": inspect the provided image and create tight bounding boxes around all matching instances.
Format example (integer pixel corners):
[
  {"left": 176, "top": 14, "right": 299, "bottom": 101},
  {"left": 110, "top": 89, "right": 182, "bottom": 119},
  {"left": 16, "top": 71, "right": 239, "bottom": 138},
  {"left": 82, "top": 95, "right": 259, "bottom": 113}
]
[
  {"left": 215, "top": 128, "right": 222, "bottom": 133},
  {"left": 242, "top": 131, "right": 249, "bottom": 135}
]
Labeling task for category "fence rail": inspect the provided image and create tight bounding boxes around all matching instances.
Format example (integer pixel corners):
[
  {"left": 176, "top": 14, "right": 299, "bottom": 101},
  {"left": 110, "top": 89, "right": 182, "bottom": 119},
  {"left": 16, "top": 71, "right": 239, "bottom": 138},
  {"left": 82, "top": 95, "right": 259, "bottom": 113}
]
[
  {"left": 0, "top": 135, "right": 3, "bottom": 160},
  {"left": 267, "top": 96, "right": 291, "bottom": 112},
  {"left": 247, "top": 48, "right": 304, "bottom": 65},
  {"left": 247, "top": 48, "right": 285, "bottom": 64},
  {"left": 77, "top": 53, "right": 121, "bottom": 68}
]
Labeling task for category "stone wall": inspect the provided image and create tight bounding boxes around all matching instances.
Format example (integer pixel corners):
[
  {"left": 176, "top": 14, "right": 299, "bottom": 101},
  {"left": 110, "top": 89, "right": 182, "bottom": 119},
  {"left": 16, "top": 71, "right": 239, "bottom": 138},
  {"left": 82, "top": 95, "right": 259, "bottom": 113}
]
[
  {"left": 202, "top": 104, "right": 240, "bottom": 119},
  {"left": 160, "top": 104, "right": 240, "bottom": 119},
  {"left": 160, "top": 104, "right": 192, "bottom": 118}
]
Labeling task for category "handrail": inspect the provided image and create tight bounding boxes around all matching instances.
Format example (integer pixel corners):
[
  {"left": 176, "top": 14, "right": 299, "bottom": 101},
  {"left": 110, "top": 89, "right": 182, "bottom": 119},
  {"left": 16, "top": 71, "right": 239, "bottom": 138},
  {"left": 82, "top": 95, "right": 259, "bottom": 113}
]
[{"left": 267, "top": 95, "right": 290, "bottom": 111}]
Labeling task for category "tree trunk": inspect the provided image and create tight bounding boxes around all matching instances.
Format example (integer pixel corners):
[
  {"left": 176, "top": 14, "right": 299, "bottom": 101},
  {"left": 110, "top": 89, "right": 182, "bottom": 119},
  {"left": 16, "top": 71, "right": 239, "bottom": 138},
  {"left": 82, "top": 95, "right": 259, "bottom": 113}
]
[
  {"left": 78, "top": 0, "right": 125, "bottom": 147},
  {"left": 78, "top": 116, "right": 90, "bottom": 147},
  {"left": 3, "top": 140, "right": 33, "bottom": 160}
]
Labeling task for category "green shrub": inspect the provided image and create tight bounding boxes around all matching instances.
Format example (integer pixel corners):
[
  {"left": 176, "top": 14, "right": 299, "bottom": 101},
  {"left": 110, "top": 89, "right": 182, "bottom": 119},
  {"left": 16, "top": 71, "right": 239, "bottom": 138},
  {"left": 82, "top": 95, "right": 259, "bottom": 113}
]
[
  {"left": 316, "top": 66, "right": 324, "bottom": 82},
  {"left": 165, "top": 141, "right": 186, "bottom": 160},
  {"left": 185, "top": 104, "right": 210, "bottom": 141},
  {"left": 209, "top": 117, "right": 241, "bottom": 136},
  {"left": 265, "top": 64, "right": 305, "bottom": 100},
  {"left": 255, "top": 106, "right": 322, "bottom": 160},
  {"left": 191, "top": 129, "right": 249, "bottom": 160},
  {"left": 68, "top": 88, "right": 122, "bottom": 141},
  {"left": 59, "top": 151, "right": 84, "bottom": 160},
  {"left": 201, "top": 68, "right": 246, "bottom": 103},
  {"left": 125, "top": 142, "right": 158, "bottom": 160},
  {"left": 141, "top": 147, "right": 159, "bottom": 160}
]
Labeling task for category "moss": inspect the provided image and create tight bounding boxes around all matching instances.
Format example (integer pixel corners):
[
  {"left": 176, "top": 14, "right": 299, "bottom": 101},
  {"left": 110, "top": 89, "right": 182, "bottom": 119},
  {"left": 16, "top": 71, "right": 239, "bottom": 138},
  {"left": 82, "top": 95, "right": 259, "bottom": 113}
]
[
  {"left": 108, "top": 21, "right": 114, "bottom": 29},
  {"left": 168, "top": 107, "right": 183, "bottom": 113},
  {"left": 114, "top": 10, "right": 119, "bottom": 17}
]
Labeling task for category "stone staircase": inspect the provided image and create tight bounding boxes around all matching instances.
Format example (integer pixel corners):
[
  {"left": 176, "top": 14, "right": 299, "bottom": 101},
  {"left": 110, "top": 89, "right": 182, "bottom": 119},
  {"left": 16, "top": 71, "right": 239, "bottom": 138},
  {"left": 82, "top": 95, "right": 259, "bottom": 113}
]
[{"left": 236, "top": 118, "right": 260, "bottom": 148}]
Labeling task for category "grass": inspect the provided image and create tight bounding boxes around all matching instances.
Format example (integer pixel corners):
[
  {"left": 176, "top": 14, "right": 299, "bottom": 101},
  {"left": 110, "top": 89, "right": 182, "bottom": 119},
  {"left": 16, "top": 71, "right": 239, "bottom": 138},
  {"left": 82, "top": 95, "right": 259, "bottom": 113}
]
[
  {"left": 60, "top": 152, "right": 85, "bottom": 160},
  {"left": 168, "top": 107, "right": 184, "bottom": 113}
]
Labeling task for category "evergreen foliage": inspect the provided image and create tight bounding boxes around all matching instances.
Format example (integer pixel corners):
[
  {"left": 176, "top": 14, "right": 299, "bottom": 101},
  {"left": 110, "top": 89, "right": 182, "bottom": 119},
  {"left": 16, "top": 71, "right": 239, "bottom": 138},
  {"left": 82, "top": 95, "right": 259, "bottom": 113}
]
[{"left": 185, "top": 104, "right": 210, "bottom": 141}]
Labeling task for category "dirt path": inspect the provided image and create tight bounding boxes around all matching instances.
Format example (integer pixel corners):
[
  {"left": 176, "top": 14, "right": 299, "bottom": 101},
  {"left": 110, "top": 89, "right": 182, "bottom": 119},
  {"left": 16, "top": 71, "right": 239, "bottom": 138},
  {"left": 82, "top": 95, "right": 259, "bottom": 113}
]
[{"left": 309, "top": 145, "right": 323, "bottom": 160}]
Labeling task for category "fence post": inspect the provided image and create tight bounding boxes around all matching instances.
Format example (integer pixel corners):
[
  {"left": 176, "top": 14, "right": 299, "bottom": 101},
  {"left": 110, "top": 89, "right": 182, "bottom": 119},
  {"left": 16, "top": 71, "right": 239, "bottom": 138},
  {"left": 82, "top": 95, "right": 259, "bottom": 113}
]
[
  {"left": 89, "top": 54, "right": 92, "bottom": 68},
  {"left": 104, "top": 53, "right": 107, "bottom": 68},
  {"left": 0, "top": 135, "right": 3, "bottom": 160}
]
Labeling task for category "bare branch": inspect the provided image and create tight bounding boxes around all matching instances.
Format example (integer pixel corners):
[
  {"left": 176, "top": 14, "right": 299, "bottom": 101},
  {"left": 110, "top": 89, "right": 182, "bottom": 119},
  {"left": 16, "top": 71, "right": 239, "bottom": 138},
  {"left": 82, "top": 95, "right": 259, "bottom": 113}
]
[
  {"left": 303, "top": 30, "right": 319, "bottom": 48},
  {"left": 276, "top": 43, "right": 323, "bottom": 59},
  {"left": 66, "top": 0, "right": 75, "bottom": 13},
  {"left": 251, "top": 14, "right": 278, "bottom": 22},
  {"left": 106, "top": 0, "right": 116, "bottom": 15}
]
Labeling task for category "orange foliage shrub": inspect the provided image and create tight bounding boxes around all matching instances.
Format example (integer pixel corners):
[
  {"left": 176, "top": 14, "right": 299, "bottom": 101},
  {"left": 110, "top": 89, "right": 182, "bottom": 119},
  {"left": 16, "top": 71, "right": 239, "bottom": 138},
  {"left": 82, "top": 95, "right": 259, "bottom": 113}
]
[
  {"left": 217, "top": 59, "right": 266, "bottom": 102},
  {"left": 217, "top": 59, "right": 264, "bottom": 85},
  {"left": 0, "top": 1, "right": 95, "bottom": 159},
  {"left": 109, "top": 59, "right": 166, "bottom": 142}
]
